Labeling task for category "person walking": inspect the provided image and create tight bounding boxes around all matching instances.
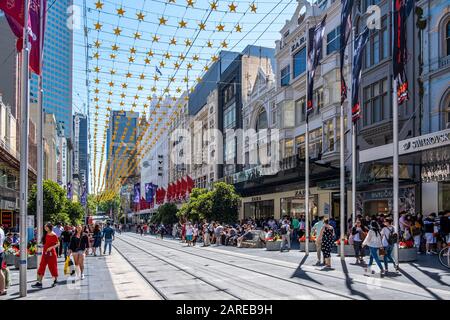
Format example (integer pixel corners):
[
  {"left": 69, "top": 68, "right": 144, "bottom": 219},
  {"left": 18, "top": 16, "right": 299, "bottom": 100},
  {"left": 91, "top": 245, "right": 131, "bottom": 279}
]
[
  {"left": 61, "top": 226, "right": 72, "bottom": 259},
  {"left": 424, "top": 213, "right": 437, "bottom": 255},
  {"left": 202, "top": 221, "right": 210, "bottom": 247},
  {"left": 102, "top": 223, "right": 115, "bottom": 255},
  {"left": 410, "top": 215, "right": 423, "bottom": 254},
  {"left": 363, "top": 221, "right": 385, "bottom": 276},
  {"left": 92, "top": 225, "right": 102, "bottom": 256},
  {"left": 214, "top": 223, "right": 224, "bottom": 246},
  {"left": 291, "top": 214, "right": 300, "bottom": 244},
  {"left": 381, "top": 218, "right": 399, "bottom": 272},
  {"left": 53, "top": 223, "right": 63, "bottom": 257},
  {"left": 0, "top": 224, "right": 6, "bottom": 295},
  {"left": 311, "top": 216, "right": 325, "bottom": 265},
  {"left": 68, "top": 225, "right": 89, "bottom": 280},
  {"left": 318, "top": 218, "right": 335, "bottom": 269},
  {"left": 280, "top": 219, "right": 291, "bottom": 252},
  {"left": 193, "top": 224, "right": 199, "bottom": 246},
  {"left": 32, "top": 223, "right": 60, "bottom": 288},
  {"left": 185, "top": 222, "right": 194, "bottom": 247},
  {"left": 351, "top": 220, "right": 368, "bottom": 264}
]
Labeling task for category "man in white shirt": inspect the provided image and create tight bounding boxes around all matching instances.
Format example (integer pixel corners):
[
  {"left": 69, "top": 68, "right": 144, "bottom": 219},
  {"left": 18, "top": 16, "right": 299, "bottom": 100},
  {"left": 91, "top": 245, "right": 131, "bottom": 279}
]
[
  {"left": 0, "top": 225, "right": 6, "bottom": 295},
  {"left": 311, "top": 216, "right": 325, "bottom": 265},
  {"left": 52, "top": 223, "right": 63, "bottom": 257}
]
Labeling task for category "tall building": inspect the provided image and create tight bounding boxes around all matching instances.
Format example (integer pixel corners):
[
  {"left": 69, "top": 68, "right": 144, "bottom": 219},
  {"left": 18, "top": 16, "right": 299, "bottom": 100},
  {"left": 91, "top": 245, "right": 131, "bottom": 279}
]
[
  {"left": 73, "top": 113, "right": 89, "bottom": 193},
  {"left": 30, "top": 0, "right": 73, "bottom": 137}
]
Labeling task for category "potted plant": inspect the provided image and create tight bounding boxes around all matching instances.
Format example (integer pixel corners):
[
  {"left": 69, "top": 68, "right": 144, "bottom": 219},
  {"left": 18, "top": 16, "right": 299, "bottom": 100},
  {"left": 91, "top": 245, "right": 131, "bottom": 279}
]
[
  {"left": 335, "top": 238, "right": 355, "bottom": 256},
  {"left": 398, "top": 239, "right": 417, "bottom": 262},
  {"left": 14, "top": 240, "right": 38, "bottom": 269},
  {"left": 299, "top": 235, "right": 317, "bottom": 252},
  {"left": 265, "top": 235, "right": 282, "bottom": 251},
  {"left": 4, "top": 245, "right": 19, "bottom": 265}
]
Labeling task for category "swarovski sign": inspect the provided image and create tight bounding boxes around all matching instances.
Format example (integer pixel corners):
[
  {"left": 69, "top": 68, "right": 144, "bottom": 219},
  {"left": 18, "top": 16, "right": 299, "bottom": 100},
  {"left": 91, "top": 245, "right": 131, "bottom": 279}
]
[{"left": 402, "top": 131, "right": 450, "bottom": 152}]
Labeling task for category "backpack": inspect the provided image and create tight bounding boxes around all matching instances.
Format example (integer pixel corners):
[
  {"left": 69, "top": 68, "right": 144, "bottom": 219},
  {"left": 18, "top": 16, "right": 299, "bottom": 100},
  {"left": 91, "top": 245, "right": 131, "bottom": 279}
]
[
  {"left": 387, "top": 227, "right": 398, "bottom": 245},
  {"left": 280, "top": 225, "right": 288, "bottom": 235}
]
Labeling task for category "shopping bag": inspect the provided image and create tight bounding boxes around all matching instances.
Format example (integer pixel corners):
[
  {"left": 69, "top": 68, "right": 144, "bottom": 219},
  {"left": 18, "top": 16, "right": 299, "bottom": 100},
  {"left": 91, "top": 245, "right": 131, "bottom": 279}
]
[
  {"left": 64, "top": 256, "right": 70, "bottom": 275},
  {"left": 69, "top": 255, "right": 75, "bottom": 276}
]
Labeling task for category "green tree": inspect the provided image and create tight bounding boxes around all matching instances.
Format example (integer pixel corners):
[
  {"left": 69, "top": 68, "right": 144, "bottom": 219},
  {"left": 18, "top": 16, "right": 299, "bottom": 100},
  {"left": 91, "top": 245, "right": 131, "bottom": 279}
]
[
  {"left": 28, "top": 180, "right": 68, "bottom": 224},
  {"left": 176, "top": 188, "right": 210, "bottom": 221},
  {"left": 87, "top": 194, "right": 97, "bottom": 216},
  {"left": 65, "top": 201, "right": 85, "bottom": 226},
  {"left": 209, "top": 182, "right": 240, "bottom": 223},
  {"left": 152, "top": 203, "right": 178, "bottom": 224}
]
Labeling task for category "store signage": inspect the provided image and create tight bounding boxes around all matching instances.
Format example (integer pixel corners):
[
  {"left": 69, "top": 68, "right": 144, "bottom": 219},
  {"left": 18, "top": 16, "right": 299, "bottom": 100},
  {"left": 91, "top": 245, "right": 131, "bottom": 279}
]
[
  {"left": 61, "top": 138, "right": 67, "bottom": 186},
  {"left": 294, "top": 190, "right": 305, "bottom": 197},
  {"left": 364, "top": 189, "right": 393, "bottom": 200},
  {"left": 290, "top": 36, "right": 306, "bottom": 53},
  {"left": 251, "top": 196, "right": 262, "bottom": 202},
  {"left": 73, "top": 116, "right": 80, "bottom": 175},
  {"left": 1, "top": 211, "right": 13, "bottom": 228},
  {"left": 402, "top": 130, "right": 450, "bottom": 153}
]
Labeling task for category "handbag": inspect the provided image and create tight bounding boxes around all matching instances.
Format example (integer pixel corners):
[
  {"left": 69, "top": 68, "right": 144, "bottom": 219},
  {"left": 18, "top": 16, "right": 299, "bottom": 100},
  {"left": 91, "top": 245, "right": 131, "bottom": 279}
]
[
  {"left": 64, "top": 256, "right": 70, "bottom": 275},
  {"left": 348, "top": 233, "right": 354, "bottom": 245},
  {"left": 378, "top": 247, "right": 386, "bottom": 256}
]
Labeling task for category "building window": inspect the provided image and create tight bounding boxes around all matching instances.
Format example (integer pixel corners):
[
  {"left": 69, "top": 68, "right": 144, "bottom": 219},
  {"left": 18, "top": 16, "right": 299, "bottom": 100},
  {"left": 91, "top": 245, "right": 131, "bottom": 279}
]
[
  {"left": 326, "top": 27, "right": 340, "bottom": 55},
  {"left": 362, "top": 78, "right": 389, "bottom": 126},
  {"left": 293, "top": 47, "right": 306, "bottom": 78},
  {"left": 223, "top": 103, "right": 236, "bottom": 128},
  {"left": 363, "top": 0, "right": 381, "bottom": 12},
  {"left": 323, "top": 118, "right": 335, "bottom": 153},
  {"left": 446, "top": 21, "right": 450, "bottom": 56},
  {"left": 295, "top": 97, "right": 306, "bottom": 125},
  {"left": 281, "top": 100, "right": 295, "bottom": 128},
  {"left": 314, "top": 87, "right": 324, "bottom": 115},
  {"left": 365, "top": 16, "right": 389, "bottom": 68},
  {"left": 296, "top": 127, "right": 322, "bottom": 159},
  {"left": 280, "top": 65, "right": 290, "bottom": 86},
  {"left": 284, "top": 139, "right": 294, "bottom": 158},
  {"left": 223, "top": 83, "right": 235, "bottom": 105},
  {"left": 256, "top": 109, "right": 268, "bottom": 131}
]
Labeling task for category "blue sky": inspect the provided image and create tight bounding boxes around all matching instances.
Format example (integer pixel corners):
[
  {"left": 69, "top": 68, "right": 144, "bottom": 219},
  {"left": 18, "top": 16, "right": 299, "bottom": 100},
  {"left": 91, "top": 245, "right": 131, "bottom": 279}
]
[{"left": 72, "top": 0, "right": 301, "bottom": 194}]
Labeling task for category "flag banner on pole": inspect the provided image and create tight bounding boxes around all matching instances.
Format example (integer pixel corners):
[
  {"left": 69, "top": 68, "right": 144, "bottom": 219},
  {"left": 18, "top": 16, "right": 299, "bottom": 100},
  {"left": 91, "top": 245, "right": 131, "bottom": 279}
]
[
  {"left": 351, "top": 27, "right": 370, "bottom": 123},
  {"left": 340, "top": 0, "right": 354, "bottom": 105},
  {"left": 160, "top": 188, "right": 166, "bottom": 204},
  {"left": 186, "top": 176, "right": 194, "bottom": 194},
  {"left": 306, "top": 15, "right": 327, "bottom": 117},
  {"left": 181, "top": 178, "right": 187, "bottom": 199},
  {"left": 66, "top": 181, "right": 72, "bottom": 200},
  {"left": 393, "top": 0, "right": 414, "bottom": 105},
  {"left": 80, "top": 183, "right": 87, "bottom": 206},
  {"left": 145, "top": 183, "right": 154, "bottom": 203},
  {"left": 29, "top": 0, "right": 46, "bottom": 75},
  {"left": 133, "top": 183, "right": 140, "bottom": 204},
  {"left": 0, "top": 0, "right": 25, "bottom": 37},
  {"left": 167, "top": 183, "right": 172, "bottom": 201}
]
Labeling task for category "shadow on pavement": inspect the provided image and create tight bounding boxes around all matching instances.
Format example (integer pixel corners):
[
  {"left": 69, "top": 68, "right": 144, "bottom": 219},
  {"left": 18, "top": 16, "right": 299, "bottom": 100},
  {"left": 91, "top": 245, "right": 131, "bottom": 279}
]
[
  {"left": 340, "top": 260, "right": 370, "bottom": 300},
  {"left": 290, "top": 255, "right": 322, "bottom": 286},
  {"left": 398, "top": 268, "right": 444, "bottom": 300}
]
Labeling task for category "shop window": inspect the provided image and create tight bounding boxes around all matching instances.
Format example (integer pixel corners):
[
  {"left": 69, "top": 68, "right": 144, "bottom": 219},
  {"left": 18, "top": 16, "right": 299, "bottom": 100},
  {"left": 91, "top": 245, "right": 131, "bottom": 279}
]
[
  {"left": 281, "top": 100, "right": 295, "bottom": 128},
  {"left": 280, "top": 196, "right": 318, "bottom": 218},
  {"left": 244, "top": 200, "right": 274, "bottom": 220},
  {"left": 284, "top": 138, "right": 294, "bottom": 158},
  {"left": 439, "top": 182, "right": 450, "bottom": 212},
  {"left": 323, "top": 118, "right": 335, "bottom": 153}
]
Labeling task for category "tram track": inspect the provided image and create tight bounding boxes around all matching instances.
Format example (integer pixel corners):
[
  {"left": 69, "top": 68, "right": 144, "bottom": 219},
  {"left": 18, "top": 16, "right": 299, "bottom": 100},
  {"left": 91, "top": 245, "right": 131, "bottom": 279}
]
[
  {"left": 123, "top": 233, "right": 448, "bottom": 300},
  {"left": 120, "top": 234, "right": 358, "bottom": 300},
  {"left": 113, "top": 236, "right": 243, "bottom": 300}
]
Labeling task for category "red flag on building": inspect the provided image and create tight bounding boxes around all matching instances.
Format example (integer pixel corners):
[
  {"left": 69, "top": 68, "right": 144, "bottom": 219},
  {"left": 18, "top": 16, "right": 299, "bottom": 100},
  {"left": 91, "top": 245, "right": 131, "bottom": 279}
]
[
  {"left": 0, "top": 0, "right": 26, "bottom": 36},
  {"left": 167, "top": 183, "right": 173, "bottom": 202},
  {"left": 186, "top": 176, "right": 194, "bottom": 194},
  {"left": 29, "top": 0, "right": 46, "bottom": 75},
  {"left": 181, "top": 178, "right": 187, "bottom": 199},
  {"left": 160, "top": 188, "right": 166, "bottom": 203}
]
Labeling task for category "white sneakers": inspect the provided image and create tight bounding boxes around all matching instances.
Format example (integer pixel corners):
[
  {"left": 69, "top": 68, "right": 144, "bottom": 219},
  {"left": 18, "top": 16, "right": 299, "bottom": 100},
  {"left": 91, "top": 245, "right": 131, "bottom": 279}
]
[{"left": 81, "top": 274, "right": 85, "bottom": 280}]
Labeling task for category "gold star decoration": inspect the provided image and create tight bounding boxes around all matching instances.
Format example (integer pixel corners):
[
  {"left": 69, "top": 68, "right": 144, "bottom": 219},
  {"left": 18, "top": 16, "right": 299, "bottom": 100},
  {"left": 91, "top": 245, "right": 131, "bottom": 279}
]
[
  {"left": 183, "top": 76, "right": 189, "bottom": 82},
  {"left": 144, "top": 57, "right": 151, "bottom": 64},
  {"left": 250, "top": 2, "right": 257, "bottom": 13},
  {"left": 152, "top": 35, "right": 160, "bottom": 42},
  {"left": 228, "top": 2, "right": 237, "bottom": 12},
  {"left": 185, "top": 39, "right": 192, "bottom": 46},
  {"left": 204, "top": 64, "right": 210, "bottom": 71},
  {"left": 186, "top": 62, "right": 193, "bottom": 69},
  {"left": 95, "top": 1, "right": 103, "bottom": 10},
  {"left": 94, "top": 22, "right": 102, "bottom": 30},
  {"left": 151, "top": 86, "right": 157, "bottom": 92},
  {"left": 192, "top": 54, "right": 199, "bottom": 61},
  {"left": 94, "top": 40, "right": 101, "bottom": 48},
  {"left": 147, "top": 50, "right": 154, "bottom": 57},
  {"left": 169, "top": 76, "right": 176, "bottom": 82},
  {"left": 164, "top": 52, "right": 171, "bottom": 59},
  {"left": 216, "top": 24, "right": 225, "bottom": 32},
  {"left": 179, "top": 20, "right": 187, "bottom": 28},
  {"left": 110, "top": 69, "right": 116, "bottom": 75},
  {"left": 93, "top": 52, "right": 100, "bottom": 59},
  {"left": 113, "top": 27, "right": 122, "bottom": 35},
  {"left": 221, "top": 40, "right": 228, "bottom": 48},
  {"left": 94, "top": 96, "right": 99, "bottom": 102},
  {"left": 196, "top": 76, "right": 202, "bottom": 83},
  {"left": 206, "top": 40, "right": 213, "bottom": 48},
  {"left": 210, "top": 1, "right": 218, "bottom": 10},
  {"left": 164, "top": 88, "right": 170, "bottom": 93},
  {"left": 129, "top": 47, "right": 137, "bottom": 54},
  {"left": 111, "top": 44, "right": 119, "bottom": 51},
  {"left": 186, "top": 0, "right": 195, "bottom": 7},
  {"left": 176, "top": 87, "right": 182, "bottom": 93},
  {"left": 235, "top": 24, "right": 242, "bottom": 32},
  {"left": 120, "top": 93, "right": 126, "bottom": 98},
  {"left": 139, "top": 73, "right": 145, "bottom": 80},
  {"left": 170, "top": 37, "right": 177, "bottom": 45},
  {"left": 94, "top": 88, "right": 100, "bottom": 94},
  {"left": 159, "top": 16, "right": 167, "bottom": 25},
  {"left": 153, "top": 75, "right": 160, "bottom": 81},
  {"left": 198, "top": 22, "right": 206, "bottom": 31},
  {"left": 174, "top": 61, "right": 180, "bottom": 68},
  {"left": 108, "top": 81, "right": 114, "bottom": 87},
  {"left": 133, "top": 32, "right": 141, "bottom": 39},
  {"left": 211, "top": 55, "right": 219, "bottom": 62},
  {"left": 128, "top": 56, "right": 135, "bottom": 63},
  {"left": 110, "top": 53, "right": 116, "bottom": 59},
  {"left": 126, "top": 72, "right": 132, "bottom": 78},
  {"left": 136, "top": 12, "right": 145, "bottom": 21},
  {"left": 178, "top": 53, "right": 186, "bottom": 60},
  {"left": 117, "top": 7, "right": 125, "bottom": 16},
  {"left": 159, "top": 61, "right": 165, "bottom": 68}
]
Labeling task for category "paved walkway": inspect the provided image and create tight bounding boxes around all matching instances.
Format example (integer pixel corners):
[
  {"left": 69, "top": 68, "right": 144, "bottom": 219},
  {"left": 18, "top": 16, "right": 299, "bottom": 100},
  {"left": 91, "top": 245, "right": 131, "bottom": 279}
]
[{"left": 1, "top": 248, "right": 161, "bottom": 300}]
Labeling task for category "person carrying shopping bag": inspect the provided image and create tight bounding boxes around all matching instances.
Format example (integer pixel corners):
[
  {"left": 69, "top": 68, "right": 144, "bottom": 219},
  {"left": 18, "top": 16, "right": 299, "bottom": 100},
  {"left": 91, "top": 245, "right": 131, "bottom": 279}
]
[{"left": 32, "top": 223, "right": 60, "bottom": 288}]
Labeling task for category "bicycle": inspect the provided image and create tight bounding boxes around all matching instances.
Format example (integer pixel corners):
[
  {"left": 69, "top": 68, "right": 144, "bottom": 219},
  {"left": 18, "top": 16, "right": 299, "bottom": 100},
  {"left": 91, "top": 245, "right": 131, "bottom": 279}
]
[{"left": 438, "top": 243, "right": 450, "bottom": 269}]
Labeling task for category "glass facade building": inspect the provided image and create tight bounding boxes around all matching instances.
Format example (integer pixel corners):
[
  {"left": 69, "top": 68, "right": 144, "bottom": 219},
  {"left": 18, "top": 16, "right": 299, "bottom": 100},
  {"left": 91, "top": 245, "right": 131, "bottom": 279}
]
[{"left": 30, "top": 0, "right": 73, "bottom": 137}]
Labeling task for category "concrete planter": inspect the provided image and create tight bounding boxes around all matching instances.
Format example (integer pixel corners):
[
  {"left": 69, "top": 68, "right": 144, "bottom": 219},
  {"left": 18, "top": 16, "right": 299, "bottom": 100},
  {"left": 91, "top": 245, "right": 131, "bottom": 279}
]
[
  {"left": 334, "top": 244, "right": 355, "bottom": 256},
  {"left": 266, "top": 241, "right": 282, "bottom": 251},
  {"left": 299, "top": 242, "right": 317, "bottom": 252},
  {"left": 399, "top": 247, "right": 417, "bottom": 262},
  {"left": 5, "top": 253, "right": 16, "bottom": 266},
  {"left": 14, "top": 255, "right": 37, "bottom": 269}
]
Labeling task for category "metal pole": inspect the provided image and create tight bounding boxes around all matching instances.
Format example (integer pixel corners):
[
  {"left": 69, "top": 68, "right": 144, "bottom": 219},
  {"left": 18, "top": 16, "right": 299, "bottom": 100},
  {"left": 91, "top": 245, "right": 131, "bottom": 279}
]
[
  {"left": 304, "top": 19, "right": 310, "bottom": 256},
  {"left": 19, "top": 0, "right": 31, "bottom": 297},
  {"left": 36, "top": 0, "right": 45, "bottom": 271},
  {"left": 351, "top": 122, "right": 356, "bottom": 224},
  {"left": 393, "top": 79, "right": 399, "bottom": 264},
  {"left": 339, "top": 100, "right": 345, "bottom": 260}
]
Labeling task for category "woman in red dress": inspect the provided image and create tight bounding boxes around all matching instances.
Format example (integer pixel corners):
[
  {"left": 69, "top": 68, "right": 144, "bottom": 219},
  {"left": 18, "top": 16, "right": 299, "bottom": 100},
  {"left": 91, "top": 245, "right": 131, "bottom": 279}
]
[{"left": 32, "top": 223, "right": 60, "bottom": 288}]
